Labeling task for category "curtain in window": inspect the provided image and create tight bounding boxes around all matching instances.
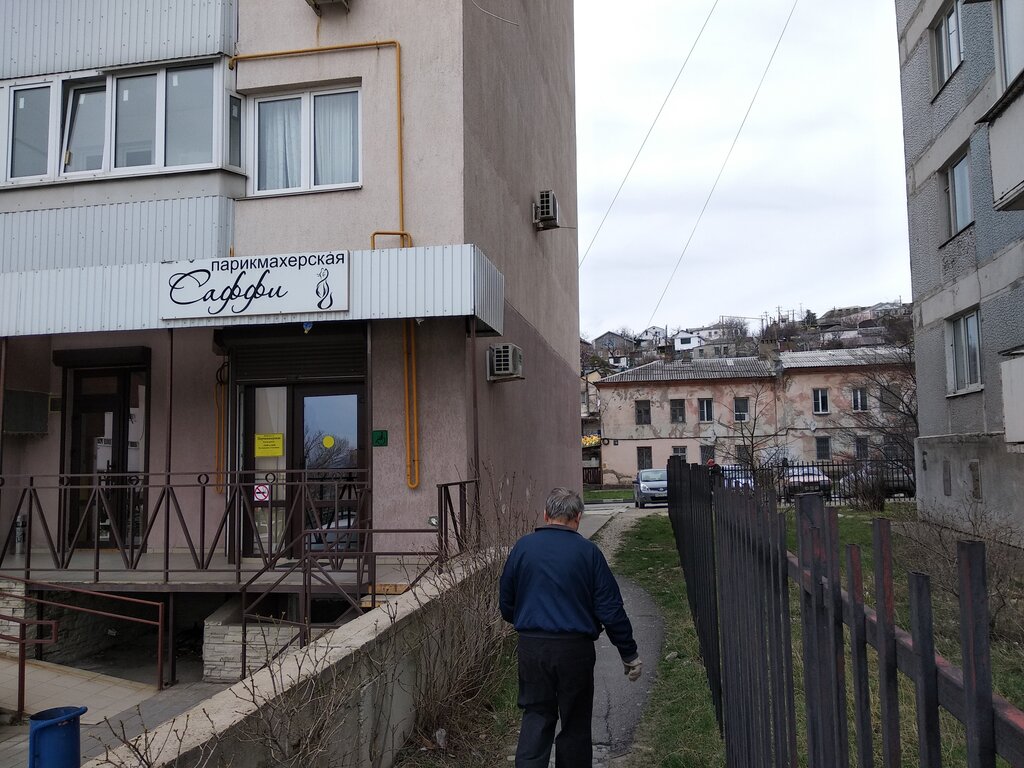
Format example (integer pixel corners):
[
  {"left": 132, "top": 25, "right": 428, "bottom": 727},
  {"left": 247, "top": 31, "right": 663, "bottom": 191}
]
[
  {"left": 258, "top": 99, "right": 301, "bottom": 190},
  {"left": 314, "top": 92, "right": 359, "bottom": 186}
]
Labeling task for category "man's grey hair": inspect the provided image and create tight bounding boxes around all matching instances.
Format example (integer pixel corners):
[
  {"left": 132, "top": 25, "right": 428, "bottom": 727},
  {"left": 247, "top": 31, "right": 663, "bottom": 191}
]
[{"left": 545, "top": 487, "right": 584, "bottom": 523}]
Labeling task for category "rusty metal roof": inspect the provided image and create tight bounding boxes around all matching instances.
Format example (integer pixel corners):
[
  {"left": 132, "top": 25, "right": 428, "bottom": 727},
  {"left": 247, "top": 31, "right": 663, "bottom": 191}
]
[{"left": 597, "top": 357, "right": 774, "bottom": 384}]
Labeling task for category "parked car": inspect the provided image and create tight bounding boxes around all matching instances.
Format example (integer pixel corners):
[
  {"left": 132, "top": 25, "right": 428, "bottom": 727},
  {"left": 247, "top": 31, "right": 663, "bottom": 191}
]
[
  {"left": 779, "top": 467, "right": 832, "bottom": 501},
  {"left": 720, "top": 465, "right": 754, "bottom": 488},
  {"left": 633, "top": 469, "right": 668, "bottom": 508},
  {"left": 836, "top": 464, "right": 916, "bottom": 499}
]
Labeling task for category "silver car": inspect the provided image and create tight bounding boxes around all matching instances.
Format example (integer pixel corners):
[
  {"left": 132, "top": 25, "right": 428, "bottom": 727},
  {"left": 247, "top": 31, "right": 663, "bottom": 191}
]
[{"left": 633, "top": 469, "right": 668, "bottom": 508}]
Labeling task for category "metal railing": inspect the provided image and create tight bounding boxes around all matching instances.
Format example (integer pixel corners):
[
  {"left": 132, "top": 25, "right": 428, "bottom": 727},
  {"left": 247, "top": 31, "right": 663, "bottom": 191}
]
[
  {"left": 0, "top": 470, "right": 370, "bottom": 582},
  {"left": 668, "top": 457, "right": 1024, "bottom": 766},
  {"left": 0, "top": 575, "right": 166, "bottom": 719}
]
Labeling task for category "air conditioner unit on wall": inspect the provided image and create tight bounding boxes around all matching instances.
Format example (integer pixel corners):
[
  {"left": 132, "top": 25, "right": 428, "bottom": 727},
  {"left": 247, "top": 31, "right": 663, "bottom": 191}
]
[
  {"left": 304, "top": 0, "right": 351, "bottom": 15},
  {"left": 487, "top": 343, "right": 524, "bottom": 382},
  {"left": 532, "top": 190, "right": 560, "bottom": 231}
]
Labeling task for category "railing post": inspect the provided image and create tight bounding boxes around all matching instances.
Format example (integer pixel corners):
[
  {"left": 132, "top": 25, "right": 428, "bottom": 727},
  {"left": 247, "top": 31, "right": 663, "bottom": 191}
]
[
  {"left": 958, "top": 540, "right": 995, "bottom": 768},
  {"left": 17, "top": 620, "right": 25, "bottom": 719}
]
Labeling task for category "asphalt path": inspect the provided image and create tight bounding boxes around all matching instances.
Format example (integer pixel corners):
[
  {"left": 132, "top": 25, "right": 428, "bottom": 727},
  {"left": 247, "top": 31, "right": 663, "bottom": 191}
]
[{"left": 582, "top": 504, "right": 665, "bottom": 762}]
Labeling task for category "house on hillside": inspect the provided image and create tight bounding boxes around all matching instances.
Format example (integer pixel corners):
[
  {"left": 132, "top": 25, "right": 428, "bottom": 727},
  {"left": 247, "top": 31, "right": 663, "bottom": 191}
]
[
  {"left": 0, "top": 0, "right": 579, "bottom": 680},
  {"left": 595, "top": 348, "right": 913, "bottom": 484},
  {"left": 593, "top": 330, "right": 637, "bottom": 369},
  {"left": 893, "top": 0, "right": 1024, "bottom": 523}
]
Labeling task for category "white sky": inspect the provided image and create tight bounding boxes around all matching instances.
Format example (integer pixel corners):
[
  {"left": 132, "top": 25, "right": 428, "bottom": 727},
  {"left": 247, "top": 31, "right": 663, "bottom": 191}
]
[{"left": 574, "top": 0, "right": 910, "bottom": 339}]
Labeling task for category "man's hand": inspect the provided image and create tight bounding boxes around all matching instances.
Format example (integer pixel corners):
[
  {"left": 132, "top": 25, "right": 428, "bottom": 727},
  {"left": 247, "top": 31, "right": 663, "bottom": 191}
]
[{"left": 623, "top": 658, "right": 642, "bottom": 682}]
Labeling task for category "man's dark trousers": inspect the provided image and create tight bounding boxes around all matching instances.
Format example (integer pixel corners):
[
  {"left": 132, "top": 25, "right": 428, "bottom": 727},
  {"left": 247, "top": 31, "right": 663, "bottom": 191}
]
[{"left": 515, "top": 634, "right": 596, "bottom": 768}]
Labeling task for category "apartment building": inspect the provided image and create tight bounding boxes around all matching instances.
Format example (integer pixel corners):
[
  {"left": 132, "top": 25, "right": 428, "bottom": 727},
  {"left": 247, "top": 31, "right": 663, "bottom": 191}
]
[
  {"left": 0, "top": 0, "right": 579, "bottom": 676},
  {"left": 595, "top": 349, "right": 911, "bottom": 484},
  {"left": 894, "top": 0, "right": 1024, "bottom": 521}
]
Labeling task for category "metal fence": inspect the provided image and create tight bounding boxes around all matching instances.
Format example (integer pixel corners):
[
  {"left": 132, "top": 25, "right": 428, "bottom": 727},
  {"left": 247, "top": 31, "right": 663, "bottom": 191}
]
[
  {"left": 667, "top": 457, "right": 1024, "bottom": 767},
  {"left": 718, "top": 458, "right": 916, "bottom": 506}
]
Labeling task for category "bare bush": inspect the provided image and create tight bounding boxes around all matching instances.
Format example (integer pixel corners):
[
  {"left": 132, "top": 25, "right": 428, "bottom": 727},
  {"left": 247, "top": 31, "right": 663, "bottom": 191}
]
[
  {"left": 896, "top": 499, "right": 1024, "bottom": 637},
  {"left": 92, "top": 708, "right": 224, "bottom": 768},
  {"left": 845, "top": 472, "right": 887, "bottom": 513}
]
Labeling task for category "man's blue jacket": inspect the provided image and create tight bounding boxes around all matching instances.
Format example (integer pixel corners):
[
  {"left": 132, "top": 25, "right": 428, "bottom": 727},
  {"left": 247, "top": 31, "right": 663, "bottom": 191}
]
[{"left": 499, "top": 524, "right": 638, "bottom": 662}]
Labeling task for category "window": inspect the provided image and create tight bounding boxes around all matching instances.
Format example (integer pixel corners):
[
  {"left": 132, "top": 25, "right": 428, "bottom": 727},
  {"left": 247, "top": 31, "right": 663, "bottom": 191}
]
[
  {"left": 700, "top": 445, "right": 715, "bottom": 464},
  {"left": 165, "top": 66, "right": 214, "bottom": 166},
  {"left": 851, "top": 387, "right": 868, "bottom": 412},
  {"left": 737, "top": 445, "right": 753, "bottom": 466},
  {"left": 4, "top": 63, "right": 233, "bottom": 184},
  {"left": 946, "top": 153, "right": 972, "bottom": 235},
  {"left": 813, "top": 388, "right": 830, "bottom": 414},
  {"left": 635, "top": 400, "right": 651, "bottom": 425},
  {"left": 734, "top": 397, "right": 749, "bottom": 422},
  {"left": 637, "top": 446, "right": 653, "bottom": 471},
  {"left": 698, "top": 398, "right": 713, "bottom": 422},
  {"left": 855, "top": 437, "right": 870, "bottom": 460},
  {"left": 63, "top": 85, "right": 105, "bottom": 172},
  {"left": 934, "top": 1, "right": 963, "bottom": 85},
  {"left": 880, "top": 386, "right": 901, "bottom": 412},
  {"left": 670, "top": 399, "right": 686, "bottom": 423},
  {"left": 999, "top": 0, "right": 1024, "bottom": 84},
  {"left": 255, "top": 88, "right": 360, "bottom": 193},
  {"left": 672, "top": 446, "right": 687, "bottom": 460},
  {"left": 815, "top": 436, "right": 832, "bottom": 461},
  {"left": 10, "top": 86, "right": 50, "bottom": 177},
  {"left": 115, "top": 74, "right": 157, "bottom": 167},
  {"left": 950, "top": 310, "right": 981, "bottom": 391}
]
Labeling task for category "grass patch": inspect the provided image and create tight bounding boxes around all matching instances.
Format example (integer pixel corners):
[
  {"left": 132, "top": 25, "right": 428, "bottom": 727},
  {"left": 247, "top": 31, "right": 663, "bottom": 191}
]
[
  {"left": 585, "top": 488, "right": 633, "bottom": 502},
  {"left": 611, "top": 514, "right": 726, "bottom": 768}
]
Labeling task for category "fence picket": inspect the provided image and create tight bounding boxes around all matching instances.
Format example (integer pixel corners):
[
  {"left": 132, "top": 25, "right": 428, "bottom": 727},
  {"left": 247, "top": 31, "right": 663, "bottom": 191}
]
[
  {"left": 872, "top": 518, "right": 902, "bottom": 768},
  {"left": 846, "top": 544, "right": 875, "bottom": 768},
  {"left": 958, "top": 541, "right": 995, "bottom": 768},
  {"left": 909, "top": 572, "right": 942, "bottom": 767}
]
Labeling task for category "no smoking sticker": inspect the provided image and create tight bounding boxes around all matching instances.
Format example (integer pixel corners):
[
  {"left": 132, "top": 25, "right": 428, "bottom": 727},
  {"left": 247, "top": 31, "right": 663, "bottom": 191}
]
[{"left": 253, "top": 484, "right": 271, "bottom": 502}]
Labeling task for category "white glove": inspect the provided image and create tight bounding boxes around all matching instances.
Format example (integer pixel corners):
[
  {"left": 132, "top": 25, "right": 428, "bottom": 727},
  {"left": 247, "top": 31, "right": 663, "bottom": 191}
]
[{"left": 623, "top": 657, "right": 642, "bottom": 682}]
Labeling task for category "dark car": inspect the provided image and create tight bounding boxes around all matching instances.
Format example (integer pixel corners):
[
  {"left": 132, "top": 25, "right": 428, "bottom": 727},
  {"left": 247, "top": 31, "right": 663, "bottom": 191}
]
[
  {"left": 633, "top": 469, "right": 668, "bottom": 508},
  {"left": 837, "top": 464, "right": 916, "bottom": 499},
  {"left": 779, "top": 467, "right": 832, "bottom": 502}
]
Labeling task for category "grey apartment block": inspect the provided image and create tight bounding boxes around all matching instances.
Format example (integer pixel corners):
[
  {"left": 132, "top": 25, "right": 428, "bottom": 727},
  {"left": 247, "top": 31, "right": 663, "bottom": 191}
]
[{"left": 895, "top": 0, "right": 1024, "bottom": 524}]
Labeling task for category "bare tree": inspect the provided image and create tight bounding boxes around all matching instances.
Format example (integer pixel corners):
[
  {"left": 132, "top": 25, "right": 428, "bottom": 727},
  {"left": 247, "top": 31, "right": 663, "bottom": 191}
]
[{"left": 712, "top": 381, "right": 792, "bottom": 474}]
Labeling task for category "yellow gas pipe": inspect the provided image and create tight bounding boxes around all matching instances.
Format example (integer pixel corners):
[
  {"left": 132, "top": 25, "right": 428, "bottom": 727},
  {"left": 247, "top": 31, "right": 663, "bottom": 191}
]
[{"left": 402, "top": 319, "right": 420, "bottom": 489}]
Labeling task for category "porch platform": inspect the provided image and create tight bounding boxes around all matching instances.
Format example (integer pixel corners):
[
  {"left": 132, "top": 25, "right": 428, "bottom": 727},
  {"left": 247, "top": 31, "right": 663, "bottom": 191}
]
[{"left": 0, "top": 550, "right": 432, "bottom": 594}]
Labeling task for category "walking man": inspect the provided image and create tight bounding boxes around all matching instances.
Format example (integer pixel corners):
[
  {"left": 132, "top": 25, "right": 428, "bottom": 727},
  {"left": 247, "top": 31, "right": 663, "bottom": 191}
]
[{"left": 500, "top": 487, "right": 642, "bottom": 767}]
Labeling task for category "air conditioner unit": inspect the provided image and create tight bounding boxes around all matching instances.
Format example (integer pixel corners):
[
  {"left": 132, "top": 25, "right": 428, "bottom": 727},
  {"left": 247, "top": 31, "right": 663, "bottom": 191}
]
[
  {"left": 304, "top": 0, "right": 351, "bottom": 14},
  {"left": 532, "top": 190, "right": 560, "bottom": 231},
  {"left": 487, "top": 343, "right": 525, "bottom": 382}
]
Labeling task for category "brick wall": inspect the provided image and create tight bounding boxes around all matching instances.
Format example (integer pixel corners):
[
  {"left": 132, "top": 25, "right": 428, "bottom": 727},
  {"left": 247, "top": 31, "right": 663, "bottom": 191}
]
[{"left": 0, "top": 579, "right": 27, "bottom": 658}]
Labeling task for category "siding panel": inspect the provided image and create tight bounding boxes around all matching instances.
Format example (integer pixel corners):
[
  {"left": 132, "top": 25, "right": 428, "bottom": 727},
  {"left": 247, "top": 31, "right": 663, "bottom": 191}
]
[
  {"left": 0, "top": 244, "right": 506, "bottom": 336},
  {"left": 1, "top": 0, "right": 236, "bottom": 79}
]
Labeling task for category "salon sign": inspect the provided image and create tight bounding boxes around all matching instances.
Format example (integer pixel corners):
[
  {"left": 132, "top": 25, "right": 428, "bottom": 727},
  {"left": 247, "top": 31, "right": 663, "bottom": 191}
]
[{"left": 158, "top": 251, "right": 350, "bottom": 320}]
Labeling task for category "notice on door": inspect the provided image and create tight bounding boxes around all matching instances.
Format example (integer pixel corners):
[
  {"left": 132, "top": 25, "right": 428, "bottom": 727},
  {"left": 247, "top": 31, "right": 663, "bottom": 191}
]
[{"left": 254, "top": 433, "right": 284, "bottom": 457}]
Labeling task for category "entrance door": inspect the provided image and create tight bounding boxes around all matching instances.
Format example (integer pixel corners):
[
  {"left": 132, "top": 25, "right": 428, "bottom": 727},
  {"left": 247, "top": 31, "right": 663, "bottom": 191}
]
[
  {"left": 67, "top": 370, "right": 148, "bottom": 549},
  {"left": 242, "top": 384, "right": 364, "bottom": 557}
]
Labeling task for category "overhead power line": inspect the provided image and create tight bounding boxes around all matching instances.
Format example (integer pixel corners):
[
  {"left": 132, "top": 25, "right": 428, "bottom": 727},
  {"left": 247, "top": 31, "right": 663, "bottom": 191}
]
[
  {"left": 577, "top": 0, "right": 722, "bottom": 269},
  {"left": 646, "top": 0, "right": 801, "bottom": 328}
]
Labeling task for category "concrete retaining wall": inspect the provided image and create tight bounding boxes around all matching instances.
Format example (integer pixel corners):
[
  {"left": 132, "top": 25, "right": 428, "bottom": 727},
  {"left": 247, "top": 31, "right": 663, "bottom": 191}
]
[{"left": 84, "top": 561, "right": 490, "bottom": 768}]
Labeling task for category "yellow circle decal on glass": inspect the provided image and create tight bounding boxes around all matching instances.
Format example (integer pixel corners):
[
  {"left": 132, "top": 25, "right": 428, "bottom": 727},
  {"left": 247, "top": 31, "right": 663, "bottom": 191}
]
[{"left": 322, "top": 435, "right": 336, "bottom": 449}]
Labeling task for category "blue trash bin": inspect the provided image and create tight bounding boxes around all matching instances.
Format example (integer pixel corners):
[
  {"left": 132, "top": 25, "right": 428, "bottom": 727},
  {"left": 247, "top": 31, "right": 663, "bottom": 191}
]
[{"left": 28, "top": 706, "right": 87, "bottom": 768}]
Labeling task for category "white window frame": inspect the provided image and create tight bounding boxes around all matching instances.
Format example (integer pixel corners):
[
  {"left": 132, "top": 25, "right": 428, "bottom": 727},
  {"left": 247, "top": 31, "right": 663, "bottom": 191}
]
[
  {"left": 7, "top": 81, "right": 59, "bottom": 181},
  {"left": 934, "top": 0, "right": 964, "bottom": 87},
  {"left": 851, "top": 387, "right": 868, "bottom": 412},
  {"left": 813, "top": 388, "right": 830, "bottom": 415},
  {"left": 225, "top": 93, "right": 243, "bottom": 171},
  {"left": 945, "top": 152, "right": 973, "bottom": 236},
  {"left": 996, "top": 0, "right": 1024, "bottom": 88},
  {"left": 698, "top": 398, "right": 713, "bottom": 422},
  {"left": 61, "top": 81, "right": 109, "bottom": 177},
  {"left": 249, "top": 86, "right": 362, "bottom": 197},
  {"left": 947, "top": 309, "right": 982, "bottom": 394},
  {"left": 1, "top": 60, "right": 229, "bottom": 186},
  {"left": 734, "top": 397, "right": 749, "bottom": 422}
]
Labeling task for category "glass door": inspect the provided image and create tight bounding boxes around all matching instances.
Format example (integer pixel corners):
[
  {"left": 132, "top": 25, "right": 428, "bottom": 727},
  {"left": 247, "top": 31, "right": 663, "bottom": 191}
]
[
  {"left": 67, "top": 370, "right": 148, "bottom": 549},
  {"left": 241, "top": 384, "right": 364, "bottom": 558}
]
